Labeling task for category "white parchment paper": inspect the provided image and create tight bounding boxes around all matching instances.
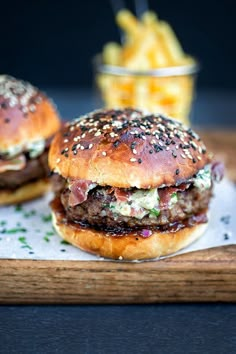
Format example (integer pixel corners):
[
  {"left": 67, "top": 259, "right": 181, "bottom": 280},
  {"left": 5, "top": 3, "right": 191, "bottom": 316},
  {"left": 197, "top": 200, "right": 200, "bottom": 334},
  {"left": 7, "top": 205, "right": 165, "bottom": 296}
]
[{"left": 0, "top": 177, "right": 235, "bottom": 261}]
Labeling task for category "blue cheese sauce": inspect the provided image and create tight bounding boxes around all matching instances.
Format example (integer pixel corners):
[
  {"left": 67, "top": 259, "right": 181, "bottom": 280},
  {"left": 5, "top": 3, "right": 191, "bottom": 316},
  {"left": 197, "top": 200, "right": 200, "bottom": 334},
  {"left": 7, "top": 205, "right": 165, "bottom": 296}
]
[
  {"left": 1, "top": 139, "right": 45, "bottom": 159},
  {"left": 193, "top": 165, "right": 211, "bottom": 190},
  {"left": 108, "top": 165, "right": 211, "bottom": 220}
]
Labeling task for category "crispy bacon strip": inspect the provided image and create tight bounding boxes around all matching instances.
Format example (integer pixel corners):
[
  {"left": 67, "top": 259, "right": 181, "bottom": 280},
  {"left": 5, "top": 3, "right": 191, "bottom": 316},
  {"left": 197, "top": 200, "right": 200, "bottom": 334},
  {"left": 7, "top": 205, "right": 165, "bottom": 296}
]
[
  {"left": 114, "top": 188, "right": 130, "bottom": 202},
  {"left": 159, "top": 183, "right": 190, "bottom": 209},
  {"left": 68, "top": 179, "right": 97, "bottom": 207}
]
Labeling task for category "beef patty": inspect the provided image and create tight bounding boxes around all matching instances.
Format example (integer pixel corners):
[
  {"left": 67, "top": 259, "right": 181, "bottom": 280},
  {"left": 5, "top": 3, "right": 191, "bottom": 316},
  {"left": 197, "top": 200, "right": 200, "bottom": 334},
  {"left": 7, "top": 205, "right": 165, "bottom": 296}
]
[
  {"left": 53, "top": 175, "right": 212, "bottom": 229},
  {"left": 0, "top": 150, "right": 49, "bottom": 189}
]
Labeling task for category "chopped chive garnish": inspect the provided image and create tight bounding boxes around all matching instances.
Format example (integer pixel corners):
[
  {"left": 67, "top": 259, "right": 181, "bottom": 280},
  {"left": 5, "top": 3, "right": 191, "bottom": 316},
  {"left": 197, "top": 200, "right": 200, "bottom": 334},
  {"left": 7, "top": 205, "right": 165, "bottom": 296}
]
[
  {"left": 24, "top": 210, "right": 36, "bottom": 218},
  {"left": 60, "top": 240, "right": 70, "bottom": 245},
  {"left": 15, "top": 204, "right": 23, "bottom": 212},
  {"left": 21, "top": 245, "right": 32, "bottom": 250},
  {"left": 18, "top": 236, "right": 32, "bottom": 250},
  {"left": 170, "top": 192, "right": 178, "bottom": 203},
  {"left": 42, "top": 214, "right": 52, "bottom": 222},
  {"left": 150, "top": 208, "right": 160, "bottom": 217},
  {"left": 6, "top": 227, "right": 27, "bottom": 234},
  {"left": 43, "top": 236, "right": 50, "bottom": 242},
  {"left": 102, "top": 204, "right": 110, "bottom": 208}
]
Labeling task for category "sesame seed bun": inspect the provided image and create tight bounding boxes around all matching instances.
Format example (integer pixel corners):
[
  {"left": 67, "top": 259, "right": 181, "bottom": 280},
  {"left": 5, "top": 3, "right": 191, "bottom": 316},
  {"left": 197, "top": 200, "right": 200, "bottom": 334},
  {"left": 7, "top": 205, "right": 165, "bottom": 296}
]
[
  {"left": 49, "top": 108, "right": 211, "bottom": 189},
  {"left": 51, "top": 196, "right": 208, "bottom": 260},
  {"left": 0, "top": 179, "right": 50, "bottom": 205},
  {"left": 0, "top": 75, "right": 60, "bottom": 153}
]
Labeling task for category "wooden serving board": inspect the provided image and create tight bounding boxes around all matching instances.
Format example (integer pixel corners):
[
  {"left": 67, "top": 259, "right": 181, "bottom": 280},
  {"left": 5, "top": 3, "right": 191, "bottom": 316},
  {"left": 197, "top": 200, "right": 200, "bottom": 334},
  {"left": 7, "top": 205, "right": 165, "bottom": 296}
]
[{"left": 0, "top": 130, "right": 235, "bottom": 304}]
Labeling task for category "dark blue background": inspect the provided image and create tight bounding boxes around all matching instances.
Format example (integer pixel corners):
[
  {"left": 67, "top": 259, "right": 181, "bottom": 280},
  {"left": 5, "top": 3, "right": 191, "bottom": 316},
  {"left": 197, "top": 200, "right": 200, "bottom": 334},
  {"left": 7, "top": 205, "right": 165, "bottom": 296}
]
[
  {"left": 0, "top": 0, "right": 235, "bottom": 88},
  {"left": 0, "top": 305, "right": 236, "bottom": 354}
]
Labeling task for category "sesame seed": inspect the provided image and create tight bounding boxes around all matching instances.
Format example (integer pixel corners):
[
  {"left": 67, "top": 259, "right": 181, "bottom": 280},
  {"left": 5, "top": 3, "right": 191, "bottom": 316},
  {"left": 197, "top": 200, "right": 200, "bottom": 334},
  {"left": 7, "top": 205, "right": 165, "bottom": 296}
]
[
  {"left": 63, "top": 139, "right": 69, "bottom": 143},
  {"left": 118, "top": 256, "right": 123, "bottom": 260},
  {"left": 197, "top": 156, "right": 202, "bottom": 160},
  {"left": 133, "top": 149, "right": 137, "bottom": 155},
  {"left": 113, "top": 140, "right": 120, "bottom": 148},
  {"left": 29, "top": 104, "right": 36, "bottom": 112},
  {"left": 172, "top": 151, "right": 177, "bottom": 158},
  {"left": 138, "top": 158, "right": 142, "bottom": 164},
  {"left": 80, "top": 146, "right": 85, "bottom": 150},
  {"left": 181, "top": 154, "right": 186, "bottom": 159},
  {"left": 102, "top": 151, "right": 107, "bottom": 156},
  {"left": 56, "top": 158, "right": 61, "bottom": 163},
  {"left": 95, "top": 131, "right": 101, "bottom": 137},
  {"left": 190, "top": 142, "right": 197, "bottom": 150},
  {"left": 130, "top": 158, "right": 137, "bottom": 162},
  {"left": 81, "top": 133, "right": 86, "bottom": 138},
  {"left": 89, "top": 143, "right": 93, "bottom": 149}
]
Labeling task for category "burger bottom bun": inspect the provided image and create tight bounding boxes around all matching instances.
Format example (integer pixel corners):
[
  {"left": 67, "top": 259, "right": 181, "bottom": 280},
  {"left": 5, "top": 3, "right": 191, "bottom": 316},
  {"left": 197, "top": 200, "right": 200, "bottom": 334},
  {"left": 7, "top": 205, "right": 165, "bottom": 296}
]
[
  {"left": 0, "top": 179, "right": 50, "bottom": 205},
  {"left": 51, "top": 198, "right": 208, "bottom": 260}
]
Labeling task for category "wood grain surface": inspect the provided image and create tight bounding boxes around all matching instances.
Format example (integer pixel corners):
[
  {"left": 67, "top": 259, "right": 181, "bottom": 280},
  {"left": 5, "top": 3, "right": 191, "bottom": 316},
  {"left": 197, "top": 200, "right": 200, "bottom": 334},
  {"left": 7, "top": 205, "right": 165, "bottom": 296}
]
[{"left": 0, "top": 131, "right": 235, "bottom": 304}]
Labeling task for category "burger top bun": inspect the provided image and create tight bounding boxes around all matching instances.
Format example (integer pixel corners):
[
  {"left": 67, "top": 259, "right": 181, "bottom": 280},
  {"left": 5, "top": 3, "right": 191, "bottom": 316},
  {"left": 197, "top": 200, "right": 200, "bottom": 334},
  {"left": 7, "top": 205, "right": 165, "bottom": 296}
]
[
  {"left": 49, "top": 108, "right": 211, "bottom": 189},
  {"left": 0, "top": 75, "right": 61, "bottom": 154}
]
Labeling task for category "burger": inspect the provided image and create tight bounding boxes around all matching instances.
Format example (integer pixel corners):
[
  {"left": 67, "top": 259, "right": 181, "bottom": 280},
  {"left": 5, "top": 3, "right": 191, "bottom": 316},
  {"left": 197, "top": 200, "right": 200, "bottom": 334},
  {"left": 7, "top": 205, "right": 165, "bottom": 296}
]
[
  {"left": 0, "top": 75, "right": 61, "bottom": 205},
  {"left": 49, "top": 108, "right": 223, "bottom": 260}
]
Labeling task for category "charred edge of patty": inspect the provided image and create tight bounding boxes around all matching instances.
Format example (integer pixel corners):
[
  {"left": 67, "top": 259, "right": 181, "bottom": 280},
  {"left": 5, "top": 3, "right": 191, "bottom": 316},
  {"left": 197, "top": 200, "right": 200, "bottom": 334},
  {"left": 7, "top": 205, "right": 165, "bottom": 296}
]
[{"left": 51, "top": 196, "right": 208, "bottom": 238}]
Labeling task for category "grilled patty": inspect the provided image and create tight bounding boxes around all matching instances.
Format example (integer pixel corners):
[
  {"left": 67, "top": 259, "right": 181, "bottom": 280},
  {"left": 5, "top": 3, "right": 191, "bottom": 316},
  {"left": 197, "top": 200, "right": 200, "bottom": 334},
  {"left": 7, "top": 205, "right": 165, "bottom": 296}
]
[
  {"left": 0, "top": 150, "right": 49, "bottom": 189},
  {"left": 54, "top": 175, "right": 212, "bottom": 228}
]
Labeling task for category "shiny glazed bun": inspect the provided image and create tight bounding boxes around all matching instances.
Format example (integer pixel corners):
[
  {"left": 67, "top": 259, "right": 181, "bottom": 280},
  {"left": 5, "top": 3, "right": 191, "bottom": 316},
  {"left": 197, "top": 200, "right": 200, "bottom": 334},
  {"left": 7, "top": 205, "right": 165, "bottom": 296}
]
[
  {"left": 0, "top": 75, "right": 60, "bottom": 153},
  {"left": 0, "top": 179, "right": 50, "bottom": 205},
  {"left": 49, "top": 108, "right": 211, "bottom": 189}
]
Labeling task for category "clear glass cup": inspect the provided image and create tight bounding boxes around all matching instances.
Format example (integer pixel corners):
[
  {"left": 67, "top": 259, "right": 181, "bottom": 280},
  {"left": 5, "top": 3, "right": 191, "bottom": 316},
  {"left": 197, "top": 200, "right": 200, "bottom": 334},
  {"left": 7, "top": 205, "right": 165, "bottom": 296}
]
[{"left": 94, "top": 56, "right": 199, "bottom": 126}]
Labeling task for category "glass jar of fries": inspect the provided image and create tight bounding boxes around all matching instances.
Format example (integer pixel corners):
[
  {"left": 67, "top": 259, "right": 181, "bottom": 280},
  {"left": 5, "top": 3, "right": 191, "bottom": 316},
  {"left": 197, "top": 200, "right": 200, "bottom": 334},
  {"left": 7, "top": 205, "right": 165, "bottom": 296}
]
[
  {"left": 95, "top": 59, "right": 199, "bottom": 126},
  {"left": 95, "top": 9, "right": 199, "bottom": 126}
]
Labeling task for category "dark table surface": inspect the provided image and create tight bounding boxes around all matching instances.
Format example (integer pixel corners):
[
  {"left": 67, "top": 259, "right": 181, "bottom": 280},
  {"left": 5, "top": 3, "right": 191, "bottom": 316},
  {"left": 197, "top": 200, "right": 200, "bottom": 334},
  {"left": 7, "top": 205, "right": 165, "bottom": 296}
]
[{"left": 1, "top": 89, "right": 236, "bottom": 354}]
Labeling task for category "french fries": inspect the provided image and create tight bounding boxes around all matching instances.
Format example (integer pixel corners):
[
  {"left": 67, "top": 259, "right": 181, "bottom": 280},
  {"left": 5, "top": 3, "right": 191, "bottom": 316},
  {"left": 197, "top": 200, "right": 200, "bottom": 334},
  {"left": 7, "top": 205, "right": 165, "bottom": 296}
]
[{"left": 96, "top": 9, "right": 197, "bottom": 124}]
